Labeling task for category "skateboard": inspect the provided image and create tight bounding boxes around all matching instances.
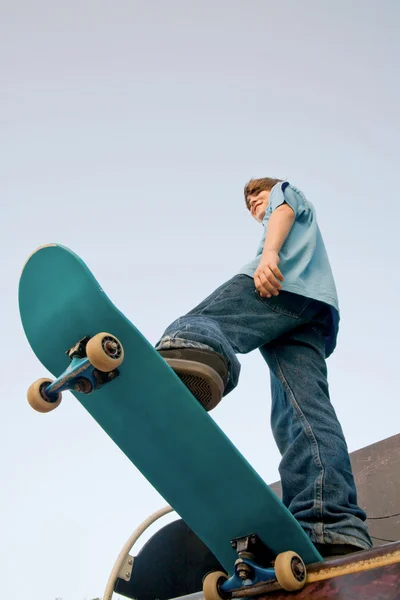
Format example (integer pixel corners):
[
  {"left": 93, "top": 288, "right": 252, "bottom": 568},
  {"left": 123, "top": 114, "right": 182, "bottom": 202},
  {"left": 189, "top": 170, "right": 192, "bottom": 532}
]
[{"left": 19, "top": 243, "right": 323, "bottom": 597}]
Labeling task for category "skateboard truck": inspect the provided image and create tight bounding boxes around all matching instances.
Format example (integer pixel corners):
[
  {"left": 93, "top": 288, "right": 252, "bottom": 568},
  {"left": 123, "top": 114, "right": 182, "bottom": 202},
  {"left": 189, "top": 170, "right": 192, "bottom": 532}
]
[
  {"left": 203, "top": 534, "right": 307, "bottom": 599},
  {"left": 26, "top": 332, "right": 124, "bottom": 413}
]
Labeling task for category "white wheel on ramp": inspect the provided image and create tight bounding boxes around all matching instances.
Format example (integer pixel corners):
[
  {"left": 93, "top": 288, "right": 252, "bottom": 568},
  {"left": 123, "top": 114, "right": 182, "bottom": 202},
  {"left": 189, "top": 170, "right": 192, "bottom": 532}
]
[
  {"left": 203, "top": 570, "right": 229, "bottom": 600},
  {"left": 275, "top": 551, "right": 307, "bottom": 591}
]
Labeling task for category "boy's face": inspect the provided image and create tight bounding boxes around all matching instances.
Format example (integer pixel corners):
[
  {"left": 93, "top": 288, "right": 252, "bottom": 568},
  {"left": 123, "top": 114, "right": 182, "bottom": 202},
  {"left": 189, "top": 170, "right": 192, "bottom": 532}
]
[{"left": 247, "top": 190, "right": 270, "bottom": 223}]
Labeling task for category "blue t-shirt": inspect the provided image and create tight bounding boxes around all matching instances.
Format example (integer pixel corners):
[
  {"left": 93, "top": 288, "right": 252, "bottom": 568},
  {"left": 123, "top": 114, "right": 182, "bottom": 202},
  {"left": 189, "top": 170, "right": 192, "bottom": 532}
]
[{"left": 239, "top": 181, "right": 339, "bottom": 356}]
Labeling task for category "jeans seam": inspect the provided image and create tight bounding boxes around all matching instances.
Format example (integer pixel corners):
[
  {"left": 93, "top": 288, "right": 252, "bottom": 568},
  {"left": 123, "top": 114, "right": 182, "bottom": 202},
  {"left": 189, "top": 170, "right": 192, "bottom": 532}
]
[
  {"left": 171, "top": 318, "right": 182, "bottom": 339},
  {"left": 271, "top": 350, "right": 325, "bottom": 529},
  {"left": 311, "top": 325, "right": 325, "bottom": 342}
]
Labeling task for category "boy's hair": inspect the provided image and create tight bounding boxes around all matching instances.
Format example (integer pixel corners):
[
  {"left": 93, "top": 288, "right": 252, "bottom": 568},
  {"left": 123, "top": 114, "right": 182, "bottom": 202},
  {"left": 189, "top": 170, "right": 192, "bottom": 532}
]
[{"left": 244, "top": 177, "right": 284, "bottom": 209}]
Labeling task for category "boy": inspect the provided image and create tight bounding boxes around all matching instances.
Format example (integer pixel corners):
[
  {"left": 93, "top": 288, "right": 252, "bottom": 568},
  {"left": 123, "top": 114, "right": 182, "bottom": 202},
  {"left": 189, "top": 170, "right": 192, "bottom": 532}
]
[{"left": 156, "top": 178, "right": 372, "bottom": 557}]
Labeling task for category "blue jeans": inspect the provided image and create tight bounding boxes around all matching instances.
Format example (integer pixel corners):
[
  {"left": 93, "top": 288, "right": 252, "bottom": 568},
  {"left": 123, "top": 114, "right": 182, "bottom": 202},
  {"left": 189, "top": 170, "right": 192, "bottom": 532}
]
[{"left": 156, "top": 274, "right": 372, "bottom": 549}]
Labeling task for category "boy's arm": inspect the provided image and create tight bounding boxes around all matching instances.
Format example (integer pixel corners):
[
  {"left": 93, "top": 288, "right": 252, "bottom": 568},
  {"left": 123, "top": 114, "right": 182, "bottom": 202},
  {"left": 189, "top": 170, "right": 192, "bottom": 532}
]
[{"left": 254, "top": 203, "right": 295, "bottom": 298}]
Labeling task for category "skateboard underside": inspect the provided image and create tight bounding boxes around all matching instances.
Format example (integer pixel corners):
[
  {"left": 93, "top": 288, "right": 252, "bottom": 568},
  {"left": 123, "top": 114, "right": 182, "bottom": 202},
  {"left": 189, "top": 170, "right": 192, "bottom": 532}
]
[{"left": 19, "top": 244, "right": 321, "bottom": 576}]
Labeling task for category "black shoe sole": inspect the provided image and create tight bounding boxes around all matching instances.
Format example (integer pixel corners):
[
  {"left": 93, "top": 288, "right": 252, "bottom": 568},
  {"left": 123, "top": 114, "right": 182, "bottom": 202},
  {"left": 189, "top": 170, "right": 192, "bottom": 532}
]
[{"left": 164, "top": 358, "right": 224, "bottom": 412}]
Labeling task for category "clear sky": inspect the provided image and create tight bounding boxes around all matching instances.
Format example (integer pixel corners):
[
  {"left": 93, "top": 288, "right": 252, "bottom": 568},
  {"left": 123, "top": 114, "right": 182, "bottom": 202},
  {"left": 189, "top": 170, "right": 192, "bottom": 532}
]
[{"left": 2, "top": 1, "right": 399, "bottom": 599}]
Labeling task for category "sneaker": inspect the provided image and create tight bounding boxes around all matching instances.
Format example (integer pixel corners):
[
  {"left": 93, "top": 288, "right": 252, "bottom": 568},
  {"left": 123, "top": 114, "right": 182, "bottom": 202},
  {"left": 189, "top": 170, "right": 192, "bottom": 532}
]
[{"left": 158, "top": 348, "right": 228, "bottom": 411}]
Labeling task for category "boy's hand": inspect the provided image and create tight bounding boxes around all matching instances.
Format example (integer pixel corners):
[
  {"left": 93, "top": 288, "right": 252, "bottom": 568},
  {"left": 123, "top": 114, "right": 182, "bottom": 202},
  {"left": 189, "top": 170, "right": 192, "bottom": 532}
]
[{"left": 254, "top": 250, "right": 284, "bottom": 298}]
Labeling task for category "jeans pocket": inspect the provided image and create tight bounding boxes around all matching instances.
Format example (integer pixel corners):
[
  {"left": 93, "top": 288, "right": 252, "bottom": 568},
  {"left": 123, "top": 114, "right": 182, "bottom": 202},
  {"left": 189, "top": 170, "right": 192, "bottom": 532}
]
[{"left": 255, "top": 289, "right": 312, "bottom": 319}]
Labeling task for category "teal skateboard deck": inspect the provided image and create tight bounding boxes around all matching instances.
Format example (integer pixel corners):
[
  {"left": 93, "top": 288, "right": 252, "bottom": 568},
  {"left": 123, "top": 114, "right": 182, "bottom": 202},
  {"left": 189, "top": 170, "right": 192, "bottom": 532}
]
[{"left": 19, "top": 244, "right": 322, "bottom": 592}]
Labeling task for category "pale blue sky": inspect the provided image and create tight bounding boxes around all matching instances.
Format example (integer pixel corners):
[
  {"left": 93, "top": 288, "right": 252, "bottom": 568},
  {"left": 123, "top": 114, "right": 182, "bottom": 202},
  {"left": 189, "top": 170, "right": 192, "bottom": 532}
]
[{"left": 2, "top": 1, "right": 400, "bottom": 599}]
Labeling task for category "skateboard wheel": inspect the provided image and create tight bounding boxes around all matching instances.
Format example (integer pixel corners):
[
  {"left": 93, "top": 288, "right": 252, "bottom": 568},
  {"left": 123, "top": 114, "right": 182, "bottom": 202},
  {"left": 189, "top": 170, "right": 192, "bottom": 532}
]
[
  {"left": 274, "top": 551, "right": 306, "bottom": 591},
  {"left": 86, "top": 332, "right": 124, "bottom": 372},
  {"left": 203, "top": 570, "right": 229, "bottom": 600},
  {"left": 27, "top": 378, "right": 62, "bottom": 413}
]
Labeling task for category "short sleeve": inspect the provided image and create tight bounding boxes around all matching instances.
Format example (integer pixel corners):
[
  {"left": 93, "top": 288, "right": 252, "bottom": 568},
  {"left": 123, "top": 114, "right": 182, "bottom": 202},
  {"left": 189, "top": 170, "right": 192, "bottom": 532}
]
[{"left": 266, "top": 181, "right": 308, "bottom": 219}]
